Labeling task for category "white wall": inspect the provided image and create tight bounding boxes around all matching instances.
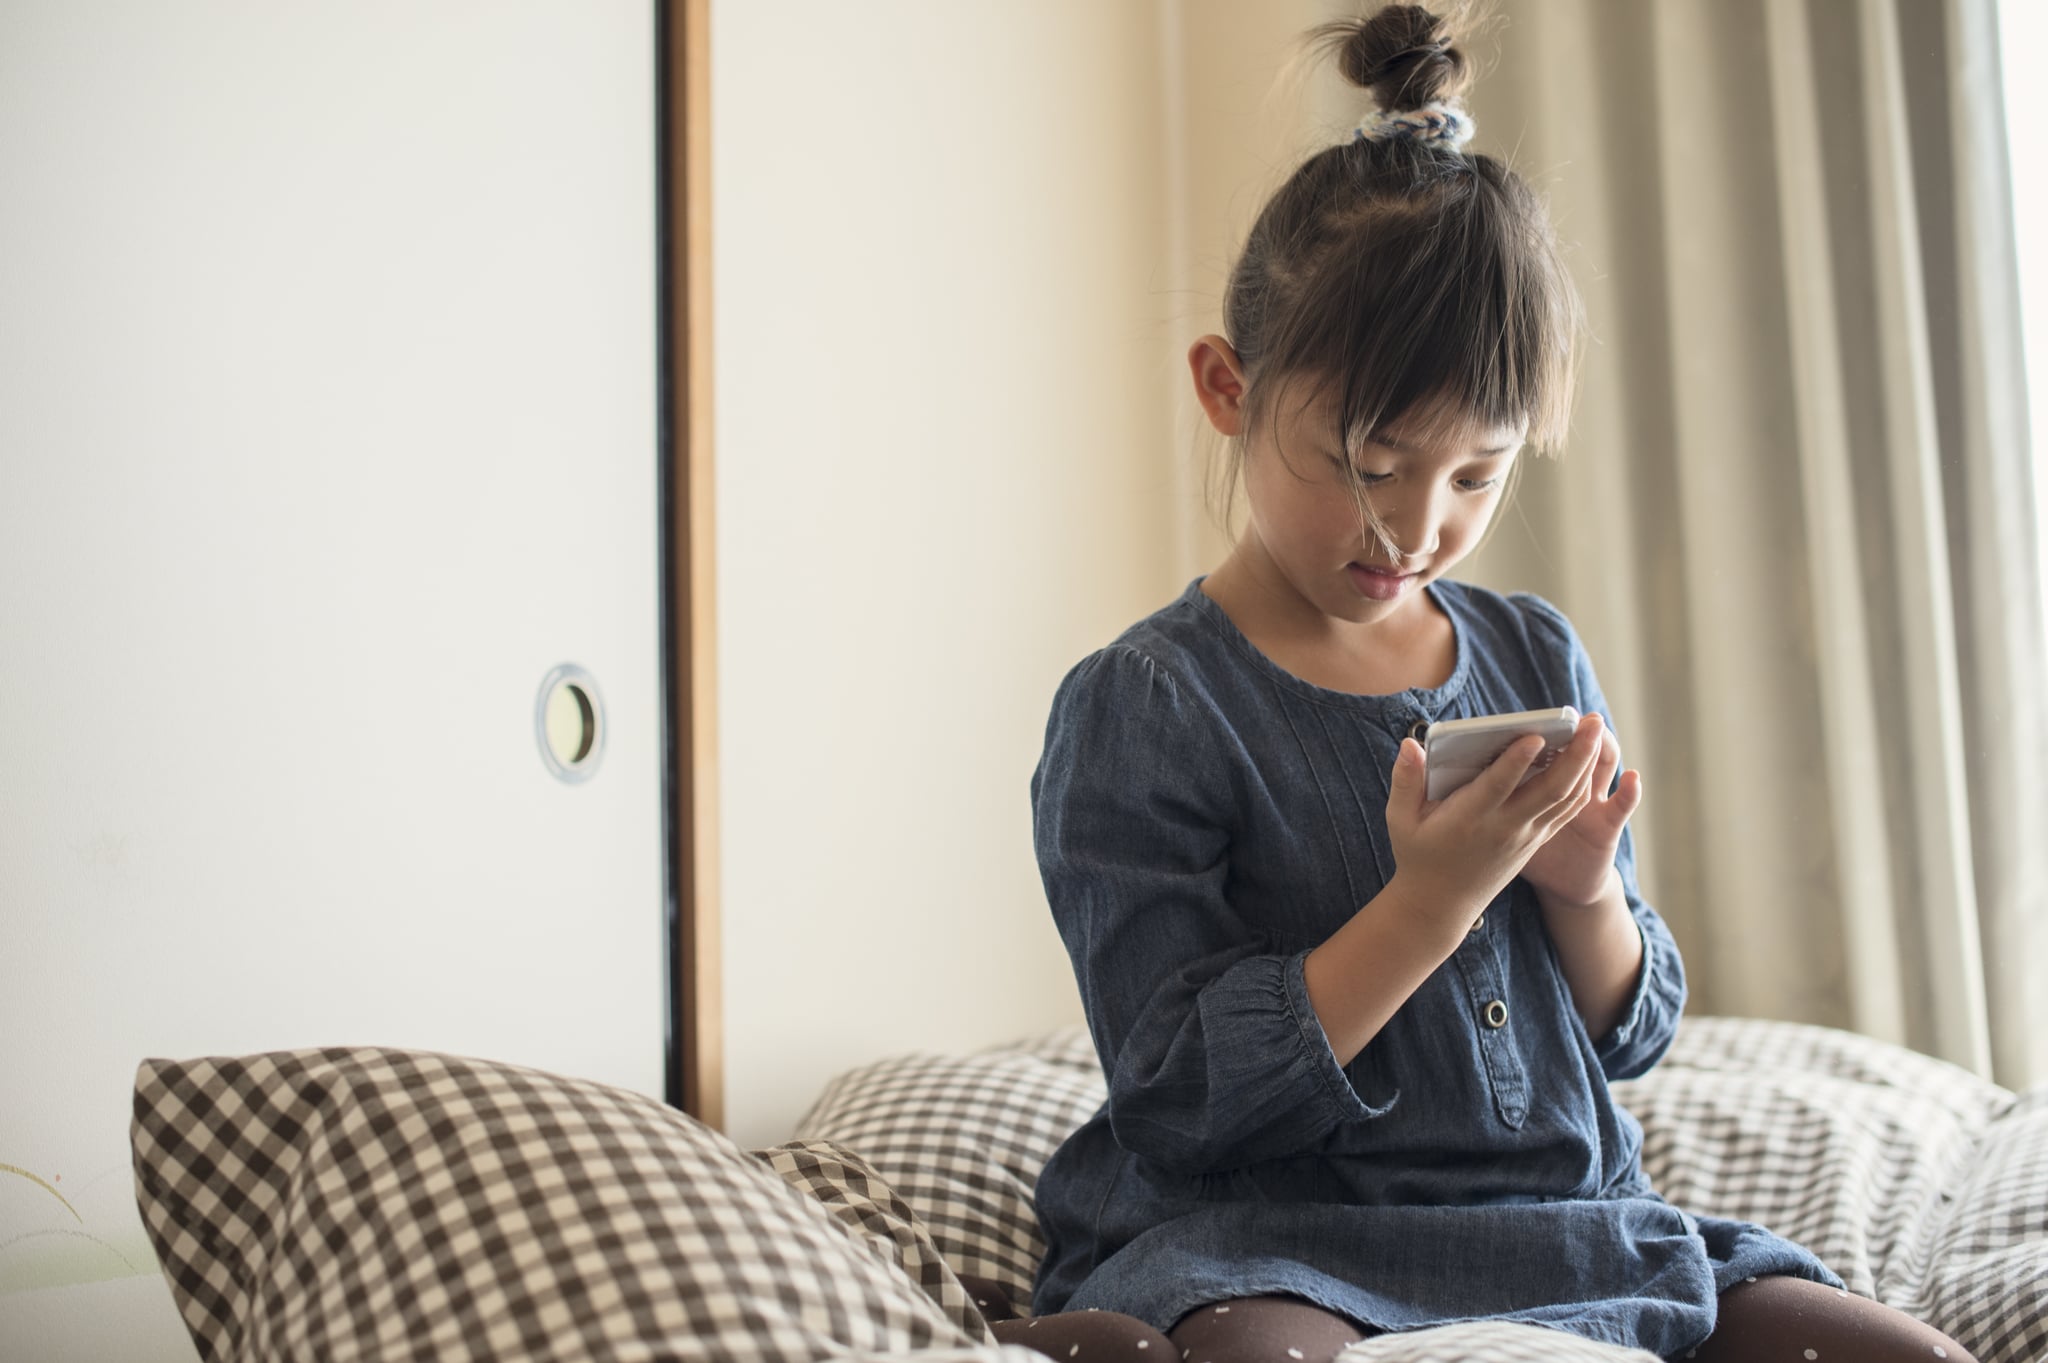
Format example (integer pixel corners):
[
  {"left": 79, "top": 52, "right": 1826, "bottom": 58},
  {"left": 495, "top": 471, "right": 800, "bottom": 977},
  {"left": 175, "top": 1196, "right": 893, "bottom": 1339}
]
[{"left": 713, "top": 2, "right": 1182, "bottom": 1148}]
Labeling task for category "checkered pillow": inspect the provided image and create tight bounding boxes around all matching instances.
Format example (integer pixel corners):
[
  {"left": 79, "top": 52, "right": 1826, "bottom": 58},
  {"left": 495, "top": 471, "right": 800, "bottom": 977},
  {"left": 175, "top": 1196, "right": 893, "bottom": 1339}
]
[
  {"left": 753, "top": 1138, "right": 993, "bottom": 1343},
  {"left": 1614, "top": 1017, "right": 2047, "bottom": 1363},
  {"left": 1919, "top": 1084, "right": 2048, "bottom": 1363},
  {"left": 130, "top": 1047, "right": 1012, "bottom": 1363},
  {"left": 791, "top": 1027, "right": 1106, "bottom": 1308}
]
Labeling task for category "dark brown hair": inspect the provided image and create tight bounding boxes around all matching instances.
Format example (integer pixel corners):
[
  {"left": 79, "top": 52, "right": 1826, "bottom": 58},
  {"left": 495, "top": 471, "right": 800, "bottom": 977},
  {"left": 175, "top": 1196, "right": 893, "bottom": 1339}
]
[{"left": 1210, "top": 1, "right": 1585, "bottom": 542}]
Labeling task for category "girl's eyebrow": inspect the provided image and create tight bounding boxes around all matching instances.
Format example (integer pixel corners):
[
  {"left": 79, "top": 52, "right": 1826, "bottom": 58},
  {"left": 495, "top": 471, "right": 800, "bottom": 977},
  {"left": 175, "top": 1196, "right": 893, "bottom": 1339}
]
[{"left": 1368, "top": 433, "right": 1518, "bottom": 456}]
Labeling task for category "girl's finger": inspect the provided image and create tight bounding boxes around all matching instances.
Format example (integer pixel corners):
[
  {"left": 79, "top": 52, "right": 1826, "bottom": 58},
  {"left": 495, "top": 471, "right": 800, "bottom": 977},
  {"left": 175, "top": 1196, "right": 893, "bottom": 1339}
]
[
  {"left": 1612, "top": 768, "right": 1645, "bottom": 819},
  {"left": 1388, "top": 737, "right": 1430, "bottom": 815},
  {"left": 1590, "top": 728, "right": 1622, "bottom": 800},
  {"left": 1465, "top": 732, "right": 1548, "bottom": 805},
  {"left": 1573, "top": 769, "right": 1642, "bottom": 842},
  {"left": 1526, "top": 713, "right": 1602, "bottom": 811},
  {"left": 1565, "top": 761, "right": 1599, "bottom": 821}
]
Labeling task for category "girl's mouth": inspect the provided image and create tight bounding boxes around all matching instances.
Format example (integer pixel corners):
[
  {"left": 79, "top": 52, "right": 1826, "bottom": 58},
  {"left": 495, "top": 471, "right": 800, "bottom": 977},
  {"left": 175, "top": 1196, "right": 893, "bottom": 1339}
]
[{"left": 1346, "top": 562, "right": 1413, "bottom": 601}]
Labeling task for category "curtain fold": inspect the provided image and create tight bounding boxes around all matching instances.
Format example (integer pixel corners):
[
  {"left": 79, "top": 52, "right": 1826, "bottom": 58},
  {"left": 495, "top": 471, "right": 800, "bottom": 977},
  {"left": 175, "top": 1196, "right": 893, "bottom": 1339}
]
[
  {"left": 1439, "top": 0, "right": 2045, "bottom": 1085},
  {"left": 1918, "top": 0, "right": 2048, "bottom": 1088}
]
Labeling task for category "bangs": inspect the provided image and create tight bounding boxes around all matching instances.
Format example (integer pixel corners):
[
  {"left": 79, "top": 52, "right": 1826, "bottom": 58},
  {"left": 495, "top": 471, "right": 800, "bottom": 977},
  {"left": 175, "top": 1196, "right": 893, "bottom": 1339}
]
[{"left": 1240, "top": 150, "right": 1581, "bottom": 459}]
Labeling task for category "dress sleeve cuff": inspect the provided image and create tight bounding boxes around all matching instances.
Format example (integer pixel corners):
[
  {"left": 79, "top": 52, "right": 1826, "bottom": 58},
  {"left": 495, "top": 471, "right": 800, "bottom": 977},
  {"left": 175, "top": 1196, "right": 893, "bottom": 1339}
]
[
  {"left": 1593, "top": 915, "right": 1684, "bottom": 1079},
  {"left": 1597, "top": 919, "right": 1654, "bottom": 1054},
  {"left": 1282, "top": 948, "right": 1400, "bottom": 1122}
]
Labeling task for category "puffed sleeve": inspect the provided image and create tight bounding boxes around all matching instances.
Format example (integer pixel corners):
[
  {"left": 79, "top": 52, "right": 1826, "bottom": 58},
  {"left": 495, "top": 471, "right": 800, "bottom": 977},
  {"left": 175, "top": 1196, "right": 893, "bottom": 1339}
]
[
  {"left": 1511, "top": 595, "right": 1687, "bottom": 1081},
  {"left": 1030, "top": 646, "right": 1389, "bottom": 1177}
]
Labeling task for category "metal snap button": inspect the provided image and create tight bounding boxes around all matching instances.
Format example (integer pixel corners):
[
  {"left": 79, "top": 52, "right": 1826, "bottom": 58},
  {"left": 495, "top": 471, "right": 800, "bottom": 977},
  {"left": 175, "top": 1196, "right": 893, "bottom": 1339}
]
[
  {"left": 1468, "top": 913, "right": 1486, "bottom": 935},
  {"left": 1482, "top": 999, "right": 1509, "bottom": 1029},
  {"left": 1406, "top": 716, "right": 1431, "bottom": 742}
]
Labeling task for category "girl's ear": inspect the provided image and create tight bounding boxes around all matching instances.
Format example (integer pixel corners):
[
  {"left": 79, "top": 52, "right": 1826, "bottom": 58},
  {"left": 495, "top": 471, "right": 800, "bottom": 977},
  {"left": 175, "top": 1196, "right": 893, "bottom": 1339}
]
[{"left": 1188, "top": 335, "right": 1249, "bottom": 437}]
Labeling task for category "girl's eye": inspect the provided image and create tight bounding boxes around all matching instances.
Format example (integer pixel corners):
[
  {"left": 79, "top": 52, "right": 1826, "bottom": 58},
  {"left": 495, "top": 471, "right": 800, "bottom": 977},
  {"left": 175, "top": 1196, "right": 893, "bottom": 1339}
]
[
  {"left": 1327, "top": 457, "right": 1500, "bottom": 492},
  {"left": 1329, "top": 458, "right": 1392, "bottom": 485}
]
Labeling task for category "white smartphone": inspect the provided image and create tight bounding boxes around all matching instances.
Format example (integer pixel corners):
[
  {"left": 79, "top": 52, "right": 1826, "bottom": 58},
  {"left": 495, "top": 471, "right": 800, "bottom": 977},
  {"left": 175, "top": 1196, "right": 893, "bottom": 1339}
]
[{"left": 1422, "top": 706, "right": 1581, "bottom": 801}]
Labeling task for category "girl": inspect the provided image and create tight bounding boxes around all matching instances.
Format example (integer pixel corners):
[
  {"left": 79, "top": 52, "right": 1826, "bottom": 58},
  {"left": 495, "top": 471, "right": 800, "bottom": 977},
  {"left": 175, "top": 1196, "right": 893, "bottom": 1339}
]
[{"left": 986, "top": 5, "right": 1979, "bottom": 1362}]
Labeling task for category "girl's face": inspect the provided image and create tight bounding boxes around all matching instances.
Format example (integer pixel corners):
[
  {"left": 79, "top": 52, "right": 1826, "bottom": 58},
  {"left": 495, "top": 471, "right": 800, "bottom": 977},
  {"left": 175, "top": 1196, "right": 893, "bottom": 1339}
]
[{"left": 1238, "top": 373, "right": 1525, "bottom": 631}]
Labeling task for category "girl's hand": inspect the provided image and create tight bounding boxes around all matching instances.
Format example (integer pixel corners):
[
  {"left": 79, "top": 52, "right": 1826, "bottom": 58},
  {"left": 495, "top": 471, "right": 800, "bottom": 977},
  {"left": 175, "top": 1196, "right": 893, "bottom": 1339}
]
[
  {"left": 1383, "top": 716, "right": 1606, "bottom": 936},
  {"left": 1519, "top": 713, "right": 1644, "bottom": 909}
]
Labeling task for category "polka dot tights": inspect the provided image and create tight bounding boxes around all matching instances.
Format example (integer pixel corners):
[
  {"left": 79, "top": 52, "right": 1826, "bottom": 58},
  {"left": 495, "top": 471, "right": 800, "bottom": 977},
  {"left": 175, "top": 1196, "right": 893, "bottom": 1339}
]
[
  {"left": 969, "top": 1278, "right": 1366, "bottom": 1363},
  {"left": 1685, "top": 1275, "right": 1978, "bottom": 1363}
]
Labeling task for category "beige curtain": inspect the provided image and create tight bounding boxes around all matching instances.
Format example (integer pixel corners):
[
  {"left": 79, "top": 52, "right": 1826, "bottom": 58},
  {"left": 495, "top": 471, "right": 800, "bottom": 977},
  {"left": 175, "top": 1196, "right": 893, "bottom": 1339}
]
[
  {"left": 1167, "top": 0, "right": 2044, "bottom": 1087},
  {"left": 1439, "top": 0, "right": 2045, "bottom": 1087}
]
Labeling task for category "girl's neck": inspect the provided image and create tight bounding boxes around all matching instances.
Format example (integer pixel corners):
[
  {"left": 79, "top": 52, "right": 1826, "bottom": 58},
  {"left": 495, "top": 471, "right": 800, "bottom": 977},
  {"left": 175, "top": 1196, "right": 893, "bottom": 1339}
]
[{"left": 1201, "top": 546, "right": 1456, "bottom": 696}]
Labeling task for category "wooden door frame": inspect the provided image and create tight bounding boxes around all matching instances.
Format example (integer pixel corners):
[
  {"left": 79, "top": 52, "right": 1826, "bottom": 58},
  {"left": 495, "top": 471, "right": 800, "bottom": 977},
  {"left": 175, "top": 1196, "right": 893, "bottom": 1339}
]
[{"left": 659, "top": 0, "right": 721, "bottom": 1127}]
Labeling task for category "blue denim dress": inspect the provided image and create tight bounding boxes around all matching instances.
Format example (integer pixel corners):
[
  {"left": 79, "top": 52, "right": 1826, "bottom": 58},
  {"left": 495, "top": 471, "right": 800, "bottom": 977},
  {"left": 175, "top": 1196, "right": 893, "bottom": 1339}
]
[{"left": 1027, "top": 577, "right": 1841, "bottom": 1356}]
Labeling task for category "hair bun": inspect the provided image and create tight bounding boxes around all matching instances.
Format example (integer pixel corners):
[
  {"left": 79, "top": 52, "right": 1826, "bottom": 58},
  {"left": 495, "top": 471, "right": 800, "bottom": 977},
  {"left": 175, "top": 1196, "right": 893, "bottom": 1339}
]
[{"left": 1322, "top": 4, "right": 1470, "bottom": 113}]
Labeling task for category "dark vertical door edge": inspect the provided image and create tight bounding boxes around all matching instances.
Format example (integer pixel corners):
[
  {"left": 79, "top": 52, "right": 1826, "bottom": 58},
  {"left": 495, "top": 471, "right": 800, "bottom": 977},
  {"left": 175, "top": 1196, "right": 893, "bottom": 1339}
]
[{"left": 654, "top": 0, "right": 687, "bottom": 1113}]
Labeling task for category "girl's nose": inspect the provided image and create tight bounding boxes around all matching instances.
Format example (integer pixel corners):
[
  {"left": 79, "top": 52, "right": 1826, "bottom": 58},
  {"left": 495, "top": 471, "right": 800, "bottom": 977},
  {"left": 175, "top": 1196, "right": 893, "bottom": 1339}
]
[{"left": 1377, "top": 511, "right": 1441, "bottom": 560}]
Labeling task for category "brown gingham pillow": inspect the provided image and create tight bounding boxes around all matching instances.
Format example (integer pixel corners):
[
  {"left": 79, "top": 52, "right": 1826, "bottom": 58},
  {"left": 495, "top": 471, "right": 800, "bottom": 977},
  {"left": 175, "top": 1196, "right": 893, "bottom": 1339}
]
[
  {"left": 752, "top": 1138, "right": 992, "bottom": 1343},
  {"left": 1919, "top": 1085, "right": 2048, "bottom": 1363},
  {"left": 791, "top": 1026, "right": 1105, "bottom": 1310},
  {"left": 130, "top": 1047, "right": 990, "bottom": 1363},
  {"left": 1614, "top": 1017, "right": 2046, "bottom": 1363}
]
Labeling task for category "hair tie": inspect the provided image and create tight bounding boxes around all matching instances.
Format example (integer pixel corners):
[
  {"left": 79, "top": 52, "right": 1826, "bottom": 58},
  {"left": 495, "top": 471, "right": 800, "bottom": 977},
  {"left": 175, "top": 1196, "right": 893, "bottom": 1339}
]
[{"left": 1352, "top": 101, "right": 1475, "bottom": 151}]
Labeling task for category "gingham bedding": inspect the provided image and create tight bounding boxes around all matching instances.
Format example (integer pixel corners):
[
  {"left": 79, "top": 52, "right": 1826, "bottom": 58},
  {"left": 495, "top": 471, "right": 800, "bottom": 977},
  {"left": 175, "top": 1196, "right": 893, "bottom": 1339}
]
[
  {"left": 131, "top": 1017, "right": 2046, "bottom": 1363},
  {"left": 794, "top": 1017, "right": 2048, "bottom": 1363},
  {"left": 129, "top": 1048, "right": 1042, "bottom": 1363}
]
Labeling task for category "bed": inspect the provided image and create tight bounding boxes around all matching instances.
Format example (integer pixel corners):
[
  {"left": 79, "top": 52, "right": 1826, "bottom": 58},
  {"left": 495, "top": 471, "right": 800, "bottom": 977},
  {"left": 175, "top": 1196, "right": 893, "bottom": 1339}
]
[{"left": 129, "top": 1016, "right": 2047, "bottom": 1362}]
